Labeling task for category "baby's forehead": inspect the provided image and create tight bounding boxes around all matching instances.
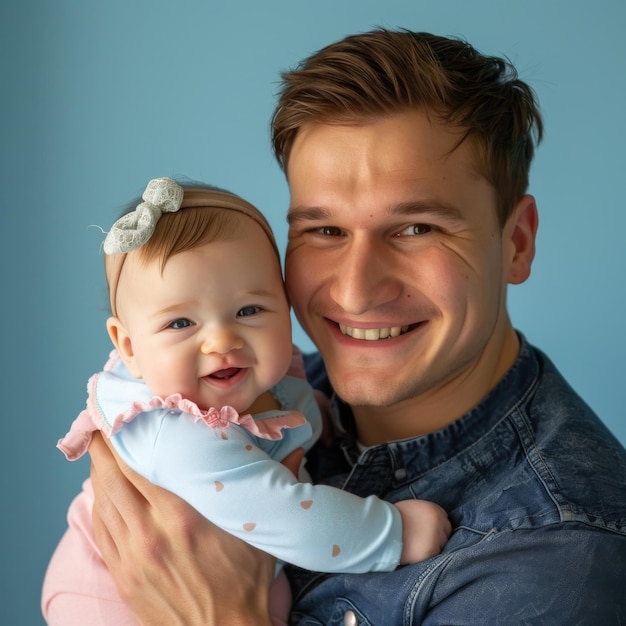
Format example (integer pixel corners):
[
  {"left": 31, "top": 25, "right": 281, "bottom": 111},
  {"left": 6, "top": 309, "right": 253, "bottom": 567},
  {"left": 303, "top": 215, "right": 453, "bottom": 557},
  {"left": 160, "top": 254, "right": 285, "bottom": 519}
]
[
  {"left": 113, "top": 214, "right": 280, "bottom": 294},
  {"left": 133, "top": 227, "right": 278, "bottom": 274},
  {"left": 121, "top": 237, "right": 282, "bottom": 297}
]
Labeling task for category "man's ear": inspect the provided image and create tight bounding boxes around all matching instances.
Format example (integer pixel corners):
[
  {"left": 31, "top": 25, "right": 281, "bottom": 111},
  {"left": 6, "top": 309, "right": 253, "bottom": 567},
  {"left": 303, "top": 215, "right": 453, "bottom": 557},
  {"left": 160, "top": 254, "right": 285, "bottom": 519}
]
[
  {"left": 504, "top": 194, "right": 539, "bottom": 285},
  {"left": 106, "top": 316, "right": 142, "bottom": 378}
]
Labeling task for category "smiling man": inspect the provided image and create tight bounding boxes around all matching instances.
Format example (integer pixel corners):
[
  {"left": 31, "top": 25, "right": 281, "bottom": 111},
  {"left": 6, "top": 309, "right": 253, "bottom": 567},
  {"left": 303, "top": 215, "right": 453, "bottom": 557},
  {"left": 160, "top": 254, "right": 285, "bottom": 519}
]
[
  {"left": 284, "top": 110, "right": 531, "bottom": 445},
  {"left": 84, "top": 28, "right": 626, "bottom": 625}
]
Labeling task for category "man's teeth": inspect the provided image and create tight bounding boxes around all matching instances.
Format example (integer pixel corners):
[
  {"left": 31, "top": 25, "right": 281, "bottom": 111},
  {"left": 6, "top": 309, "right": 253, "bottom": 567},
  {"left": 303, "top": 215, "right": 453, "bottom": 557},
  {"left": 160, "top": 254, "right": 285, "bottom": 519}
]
[{"left": 339, "top": 324, "right": 409, "bottom": 340}]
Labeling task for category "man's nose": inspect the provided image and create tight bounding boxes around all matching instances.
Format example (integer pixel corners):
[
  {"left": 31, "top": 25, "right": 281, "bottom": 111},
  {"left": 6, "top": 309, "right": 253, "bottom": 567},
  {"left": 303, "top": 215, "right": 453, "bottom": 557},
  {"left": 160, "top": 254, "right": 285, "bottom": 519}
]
[
  {"left": 200, "top": 326, "right": 245, "bottom": 355},
  {"left": 328, "top": 236, "right": 402, "bottom": 315}
]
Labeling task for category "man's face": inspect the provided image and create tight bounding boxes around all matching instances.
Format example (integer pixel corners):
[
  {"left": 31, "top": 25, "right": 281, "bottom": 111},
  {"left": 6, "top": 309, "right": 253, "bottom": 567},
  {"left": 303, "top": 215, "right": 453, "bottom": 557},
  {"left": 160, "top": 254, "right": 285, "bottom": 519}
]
[{"left": 285, "top": 110, "right": 531, "bottom": 440}]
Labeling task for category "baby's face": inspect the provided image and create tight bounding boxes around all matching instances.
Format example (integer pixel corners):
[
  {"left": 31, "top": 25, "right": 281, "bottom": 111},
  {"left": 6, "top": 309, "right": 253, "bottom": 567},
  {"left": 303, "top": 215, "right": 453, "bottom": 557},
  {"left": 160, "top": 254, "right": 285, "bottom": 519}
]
[{"left": 111, "top": 219, "right": 293, "bottom": 413}]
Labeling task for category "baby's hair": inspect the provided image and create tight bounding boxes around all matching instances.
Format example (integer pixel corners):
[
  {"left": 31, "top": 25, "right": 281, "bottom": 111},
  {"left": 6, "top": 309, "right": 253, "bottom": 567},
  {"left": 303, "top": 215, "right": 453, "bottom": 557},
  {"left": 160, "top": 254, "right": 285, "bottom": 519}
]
[{"left": 104, "top": 182, "right": 280, "bottom": 316}]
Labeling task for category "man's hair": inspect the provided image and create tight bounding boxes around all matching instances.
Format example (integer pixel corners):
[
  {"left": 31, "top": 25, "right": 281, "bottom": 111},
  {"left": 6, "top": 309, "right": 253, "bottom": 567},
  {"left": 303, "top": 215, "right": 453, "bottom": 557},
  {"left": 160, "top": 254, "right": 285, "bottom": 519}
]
[{"left": 271, "top": 28, "right": 543, "bottom": 225}]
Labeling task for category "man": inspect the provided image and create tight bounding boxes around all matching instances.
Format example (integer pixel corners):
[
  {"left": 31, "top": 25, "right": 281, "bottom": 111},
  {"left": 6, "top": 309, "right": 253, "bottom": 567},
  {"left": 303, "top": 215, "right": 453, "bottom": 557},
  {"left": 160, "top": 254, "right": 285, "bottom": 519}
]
[{"left": 89, "top": 29, "right": 626, "bottom": 624}]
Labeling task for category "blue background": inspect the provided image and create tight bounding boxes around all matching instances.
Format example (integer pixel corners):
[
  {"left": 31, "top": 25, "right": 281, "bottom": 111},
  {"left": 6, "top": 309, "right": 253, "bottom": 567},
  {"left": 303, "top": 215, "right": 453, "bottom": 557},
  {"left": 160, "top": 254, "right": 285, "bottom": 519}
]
[{"left": 1, "top": 1, "right": 624, "bottom": 623}]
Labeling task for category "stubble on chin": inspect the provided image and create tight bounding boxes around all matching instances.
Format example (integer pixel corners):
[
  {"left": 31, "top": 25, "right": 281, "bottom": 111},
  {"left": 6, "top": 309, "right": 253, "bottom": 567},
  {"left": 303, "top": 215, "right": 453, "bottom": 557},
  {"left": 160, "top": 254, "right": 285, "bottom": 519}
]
[{"left": 330, "top": 369, "right": 409, "bottom": 409}]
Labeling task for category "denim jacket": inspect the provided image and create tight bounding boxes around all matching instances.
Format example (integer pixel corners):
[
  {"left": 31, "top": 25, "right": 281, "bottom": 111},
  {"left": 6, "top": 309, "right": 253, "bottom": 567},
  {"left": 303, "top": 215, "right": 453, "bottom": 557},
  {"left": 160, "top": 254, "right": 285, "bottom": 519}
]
[{"left": 287, "top": 335, "right": 626, "bottom": 625}]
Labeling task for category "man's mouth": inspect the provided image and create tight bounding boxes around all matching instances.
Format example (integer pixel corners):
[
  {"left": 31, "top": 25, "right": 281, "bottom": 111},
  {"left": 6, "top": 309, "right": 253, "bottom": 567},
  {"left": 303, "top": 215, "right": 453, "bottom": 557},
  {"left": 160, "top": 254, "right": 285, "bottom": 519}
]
[{"left": 338, "top": 324, "right": 417, "bottom": 341}]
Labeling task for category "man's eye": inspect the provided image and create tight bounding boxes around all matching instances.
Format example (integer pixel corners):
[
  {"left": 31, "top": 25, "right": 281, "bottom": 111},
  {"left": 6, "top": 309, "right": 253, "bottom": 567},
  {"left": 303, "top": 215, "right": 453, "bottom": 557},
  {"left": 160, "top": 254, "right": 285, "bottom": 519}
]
[
  {"left": 398, "top": 224, "right": 432, "bottom": 236},
  {"left": 238, "top": 306, "right": 262, "bottom": 317},
  {"left": 317, "top": 226, "right": 342, "bottom": 236},
  {"left": 169, "top": 318, "right": 193, "bottom": 330}
]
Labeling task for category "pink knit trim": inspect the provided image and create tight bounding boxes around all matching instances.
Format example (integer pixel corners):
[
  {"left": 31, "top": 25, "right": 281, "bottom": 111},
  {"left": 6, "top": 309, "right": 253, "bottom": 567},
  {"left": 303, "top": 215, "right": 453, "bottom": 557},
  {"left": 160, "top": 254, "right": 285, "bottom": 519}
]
[{"left": 57, "top": 354, "right": 307, "bottom": 461}]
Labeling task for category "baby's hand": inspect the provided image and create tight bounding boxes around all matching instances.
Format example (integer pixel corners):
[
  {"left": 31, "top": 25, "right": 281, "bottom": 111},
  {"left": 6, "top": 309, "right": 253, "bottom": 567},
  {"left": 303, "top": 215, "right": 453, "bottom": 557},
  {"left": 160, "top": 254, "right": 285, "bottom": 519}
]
[{"left": 394, "top": 499, "right": 452, "bottom": 564}]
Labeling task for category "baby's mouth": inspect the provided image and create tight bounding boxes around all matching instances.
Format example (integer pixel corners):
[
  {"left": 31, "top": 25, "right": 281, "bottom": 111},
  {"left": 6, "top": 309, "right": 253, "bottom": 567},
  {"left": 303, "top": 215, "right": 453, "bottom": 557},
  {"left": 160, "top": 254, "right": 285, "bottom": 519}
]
[
  {"left": 208, "top": 367, "right": 242, "bottom": 380},
  {"left": 338, "top": 324, "right": 418, "bottom": 341}
]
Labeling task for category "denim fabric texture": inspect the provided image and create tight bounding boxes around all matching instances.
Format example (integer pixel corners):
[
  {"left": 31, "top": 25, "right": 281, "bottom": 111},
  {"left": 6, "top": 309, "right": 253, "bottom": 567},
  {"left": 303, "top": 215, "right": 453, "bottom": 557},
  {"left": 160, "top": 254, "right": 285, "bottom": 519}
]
[{"left": 287, "top": 335, "right": 626, "bottom": 625}]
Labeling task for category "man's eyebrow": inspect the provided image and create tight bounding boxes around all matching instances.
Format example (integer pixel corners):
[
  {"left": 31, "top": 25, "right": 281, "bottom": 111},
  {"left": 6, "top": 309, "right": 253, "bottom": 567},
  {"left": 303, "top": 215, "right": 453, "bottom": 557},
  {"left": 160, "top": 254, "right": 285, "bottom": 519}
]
[
  {"left": 287, "top": 201, "right": 464, "bottom": 224},
  {"left": 390, "top": 200, "right": 464, "bottom": 221},
  {"left": 287, "top": 206, "right": 330, "bottom": 226}
]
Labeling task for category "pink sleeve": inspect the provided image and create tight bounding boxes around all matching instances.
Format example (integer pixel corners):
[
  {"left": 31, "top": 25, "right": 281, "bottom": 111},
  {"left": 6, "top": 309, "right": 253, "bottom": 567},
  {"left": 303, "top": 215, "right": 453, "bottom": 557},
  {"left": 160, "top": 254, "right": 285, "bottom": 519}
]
[
  {"left": 286, "top": 344, "right": 307, "bottom": 379},
  {"left": 41, "top": 479, "right": 138, "bottom": 625},
  {"left": 56, "top": 409, "right": 98, "bottom": 461}
]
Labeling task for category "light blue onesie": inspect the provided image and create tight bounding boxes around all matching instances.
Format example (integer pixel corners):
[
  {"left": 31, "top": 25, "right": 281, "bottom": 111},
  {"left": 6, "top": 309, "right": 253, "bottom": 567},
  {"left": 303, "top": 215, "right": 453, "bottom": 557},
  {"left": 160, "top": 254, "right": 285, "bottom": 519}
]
[{"left": 58, "top": 350, "right": 403, "bottom": 574}]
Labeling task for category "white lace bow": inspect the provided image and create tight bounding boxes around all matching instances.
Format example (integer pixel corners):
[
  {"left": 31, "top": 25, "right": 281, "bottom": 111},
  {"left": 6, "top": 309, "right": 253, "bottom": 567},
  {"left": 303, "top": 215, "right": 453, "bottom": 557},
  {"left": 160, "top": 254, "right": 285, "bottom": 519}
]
[{"left": 103, "top": 177, "right": 184, "bottom": 254}]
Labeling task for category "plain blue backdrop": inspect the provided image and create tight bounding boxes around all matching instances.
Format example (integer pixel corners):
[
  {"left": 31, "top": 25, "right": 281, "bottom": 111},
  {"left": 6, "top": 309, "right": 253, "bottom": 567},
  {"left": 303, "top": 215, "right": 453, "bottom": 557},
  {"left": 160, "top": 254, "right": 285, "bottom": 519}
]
[{"left": 1, "top": 1, "right": 624, "bottom": 623}]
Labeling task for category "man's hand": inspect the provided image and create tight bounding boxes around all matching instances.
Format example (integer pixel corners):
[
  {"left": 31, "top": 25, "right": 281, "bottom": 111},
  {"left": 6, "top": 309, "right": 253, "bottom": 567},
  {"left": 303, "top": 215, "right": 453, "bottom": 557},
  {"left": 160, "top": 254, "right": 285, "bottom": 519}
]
[{"left": 89, "top": 432, "right": 276, "bottom": 625}]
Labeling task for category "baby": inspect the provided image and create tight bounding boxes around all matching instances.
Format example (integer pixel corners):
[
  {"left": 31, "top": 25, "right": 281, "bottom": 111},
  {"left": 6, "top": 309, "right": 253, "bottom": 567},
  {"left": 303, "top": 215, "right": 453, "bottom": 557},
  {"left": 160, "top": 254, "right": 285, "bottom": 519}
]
[{"left": 42, "top": 178, "right": 451, "bottom": 625}]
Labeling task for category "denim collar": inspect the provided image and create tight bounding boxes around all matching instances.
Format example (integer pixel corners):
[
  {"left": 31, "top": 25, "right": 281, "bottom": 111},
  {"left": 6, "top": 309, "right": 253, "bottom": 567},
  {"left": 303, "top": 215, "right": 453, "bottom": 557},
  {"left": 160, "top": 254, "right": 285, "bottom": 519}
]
[{"left": 333, "top": 332, "right": 539, "bottom": 471}]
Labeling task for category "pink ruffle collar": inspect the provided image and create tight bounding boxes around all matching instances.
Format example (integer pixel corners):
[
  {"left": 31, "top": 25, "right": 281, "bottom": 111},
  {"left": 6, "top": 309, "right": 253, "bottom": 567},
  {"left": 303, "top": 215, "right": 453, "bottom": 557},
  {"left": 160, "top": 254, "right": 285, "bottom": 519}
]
[{"left": 57, "top": 350, "right": 307, "bottom": 461}]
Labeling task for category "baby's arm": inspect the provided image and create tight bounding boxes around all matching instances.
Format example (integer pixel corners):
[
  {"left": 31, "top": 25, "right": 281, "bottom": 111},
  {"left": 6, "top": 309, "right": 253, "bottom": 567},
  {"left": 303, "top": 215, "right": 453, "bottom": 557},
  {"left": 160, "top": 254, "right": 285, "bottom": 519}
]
[
  {"left": 150, "top": 413, "right": 399, "bottom": 573},
  {"left": 116, "top": 411, "right": 449, "bottom": 574}
]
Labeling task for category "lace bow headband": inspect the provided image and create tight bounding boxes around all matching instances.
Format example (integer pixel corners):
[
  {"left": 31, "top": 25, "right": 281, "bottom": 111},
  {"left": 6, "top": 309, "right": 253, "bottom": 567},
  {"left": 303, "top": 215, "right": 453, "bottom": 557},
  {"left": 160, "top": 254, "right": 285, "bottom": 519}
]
[
  {"left": 102, "top": 177, "right": 280, "bottom": 317},
  {"left": 103, "top": 177, "right": 184, "bottom": 254}
]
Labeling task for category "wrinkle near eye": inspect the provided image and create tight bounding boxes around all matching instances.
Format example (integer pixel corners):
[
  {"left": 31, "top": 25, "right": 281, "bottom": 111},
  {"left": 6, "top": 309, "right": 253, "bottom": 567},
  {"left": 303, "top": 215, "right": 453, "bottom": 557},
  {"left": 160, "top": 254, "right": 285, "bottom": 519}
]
[{"left": 438, "top": 239, "right": 476, "bottom": 272}]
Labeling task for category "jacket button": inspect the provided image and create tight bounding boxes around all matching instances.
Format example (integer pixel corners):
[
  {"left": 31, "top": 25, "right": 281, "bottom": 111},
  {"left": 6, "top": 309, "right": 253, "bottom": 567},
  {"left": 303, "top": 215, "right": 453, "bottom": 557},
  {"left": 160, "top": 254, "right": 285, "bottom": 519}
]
[{"left": 344, "top": 610, "right": 358, "bottom": 626}]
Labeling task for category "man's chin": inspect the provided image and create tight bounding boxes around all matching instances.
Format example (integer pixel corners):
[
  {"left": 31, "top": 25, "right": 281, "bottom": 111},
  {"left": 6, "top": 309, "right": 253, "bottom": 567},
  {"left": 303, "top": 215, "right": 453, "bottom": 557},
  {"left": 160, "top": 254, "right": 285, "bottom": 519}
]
[{"left": 331, "top": 375, "right": 405, "bottom": 409}]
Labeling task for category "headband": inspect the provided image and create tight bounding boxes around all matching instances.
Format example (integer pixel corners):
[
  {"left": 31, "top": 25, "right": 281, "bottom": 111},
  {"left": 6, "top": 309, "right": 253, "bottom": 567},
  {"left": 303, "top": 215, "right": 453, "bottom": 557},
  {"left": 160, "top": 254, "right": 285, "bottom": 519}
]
[{"left": 104, "top": 177, "right": 280, "bottom": 316}]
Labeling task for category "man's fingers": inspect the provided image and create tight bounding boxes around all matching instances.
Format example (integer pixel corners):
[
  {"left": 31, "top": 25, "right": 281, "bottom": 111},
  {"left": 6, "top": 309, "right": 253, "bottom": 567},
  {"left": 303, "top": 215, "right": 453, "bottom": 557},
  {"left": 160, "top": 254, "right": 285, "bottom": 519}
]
[{"left": 89, "top": 434, "right": 133, "bottom": 572}]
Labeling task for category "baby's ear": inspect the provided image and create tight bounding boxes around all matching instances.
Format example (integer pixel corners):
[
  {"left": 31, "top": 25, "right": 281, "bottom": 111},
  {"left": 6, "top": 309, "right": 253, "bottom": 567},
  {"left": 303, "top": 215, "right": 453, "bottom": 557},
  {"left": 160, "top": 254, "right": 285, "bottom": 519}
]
[{"left": 106, "top": 316, "right": 142, "bottom": 378}]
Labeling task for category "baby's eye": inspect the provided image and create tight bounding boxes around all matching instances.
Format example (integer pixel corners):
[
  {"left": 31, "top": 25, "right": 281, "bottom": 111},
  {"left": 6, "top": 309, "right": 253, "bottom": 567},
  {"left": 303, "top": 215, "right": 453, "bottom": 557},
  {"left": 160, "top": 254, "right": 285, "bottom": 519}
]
[
  {"left": 397, "top": 224, "right": 433, "bottom": 236},
  {"left": 237, "top": 306, "right": 262, "bottom": 317},
  {"left": 169, "top": 318, "right": 193, "bottom": 330}
]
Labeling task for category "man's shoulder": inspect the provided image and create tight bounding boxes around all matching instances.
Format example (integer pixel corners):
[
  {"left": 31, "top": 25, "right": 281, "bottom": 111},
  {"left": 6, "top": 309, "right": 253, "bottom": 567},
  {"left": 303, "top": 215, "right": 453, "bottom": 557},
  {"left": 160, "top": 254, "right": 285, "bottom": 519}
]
[{"left": 522, "top": 344, "right": 626, "bottom": 532}]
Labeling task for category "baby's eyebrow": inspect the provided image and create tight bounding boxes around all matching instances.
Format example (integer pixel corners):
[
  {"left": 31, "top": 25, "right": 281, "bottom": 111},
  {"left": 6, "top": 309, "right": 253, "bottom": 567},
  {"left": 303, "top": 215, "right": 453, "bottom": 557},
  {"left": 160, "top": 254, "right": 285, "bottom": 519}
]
[
  {"left": 149, "top": 302, "right": 194, "bottom": 319},
  {"left": 245, "top": 289, "right": 277, "bottom": 299}
]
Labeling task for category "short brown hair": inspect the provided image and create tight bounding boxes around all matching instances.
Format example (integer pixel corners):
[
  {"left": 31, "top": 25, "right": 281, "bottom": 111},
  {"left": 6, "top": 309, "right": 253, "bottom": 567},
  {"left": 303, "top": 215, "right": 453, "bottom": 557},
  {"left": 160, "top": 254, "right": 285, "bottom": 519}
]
[{"left": 271, "top": 28, "right": 543, "bottom": 225}]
